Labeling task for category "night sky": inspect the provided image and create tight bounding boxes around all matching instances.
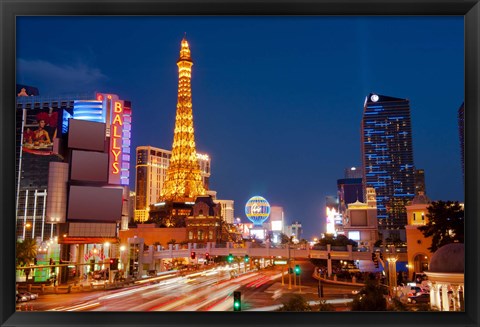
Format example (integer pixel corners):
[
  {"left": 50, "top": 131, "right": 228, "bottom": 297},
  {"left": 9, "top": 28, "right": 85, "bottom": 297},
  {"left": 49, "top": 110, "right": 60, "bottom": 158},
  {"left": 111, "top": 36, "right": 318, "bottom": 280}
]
[{"left": 16, "top": 16, "right": 464, "bottom": 239}]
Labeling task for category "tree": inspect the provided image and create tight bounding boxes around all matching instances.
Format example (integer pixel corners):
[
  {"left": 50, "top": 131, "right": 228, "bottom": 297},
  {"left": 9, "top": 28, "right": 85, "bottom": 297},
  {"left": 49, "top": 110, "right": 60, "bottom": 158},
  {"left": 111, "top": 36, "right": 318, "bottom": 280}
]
[
  {"left": 418, "top": 201, "right": 464, "bottom": 252},
  {"left": 16, "top": 238, "right": 37, "bottom": 267},
  {"left": 276, "top": 294, "right": 312, "bottom": 312},
  {"left": 350, "top": 278, "right": 388, "bottom": 311},
  {"left": 279, "top": 233, "right": 293, "bottom": 245},
  {"left": 317, "top": 234, "right": 357, "bottom": 247}
]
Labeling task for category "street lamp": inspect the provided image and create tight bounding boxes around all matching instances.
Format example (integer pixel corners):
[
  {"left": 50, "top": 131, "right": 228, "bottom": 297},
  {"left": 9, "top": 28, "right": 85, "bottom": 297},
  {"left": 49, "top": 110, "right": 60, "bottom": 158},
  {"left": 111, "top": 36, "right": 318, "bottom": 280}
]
[{"left": 386, "top": 245, "right": 398, "bottom": 297}]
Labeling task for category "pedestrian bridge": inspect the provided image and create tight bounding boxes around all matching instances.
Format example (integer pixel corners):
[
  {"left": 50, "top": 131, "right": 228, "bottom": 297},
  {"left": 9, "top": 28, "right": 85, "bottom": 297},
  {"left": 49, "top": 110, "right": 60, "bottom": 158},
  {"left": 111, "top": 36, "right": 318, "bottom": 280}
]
[{"left": 136, "top": 241, "right": 407, "bottom": 266}]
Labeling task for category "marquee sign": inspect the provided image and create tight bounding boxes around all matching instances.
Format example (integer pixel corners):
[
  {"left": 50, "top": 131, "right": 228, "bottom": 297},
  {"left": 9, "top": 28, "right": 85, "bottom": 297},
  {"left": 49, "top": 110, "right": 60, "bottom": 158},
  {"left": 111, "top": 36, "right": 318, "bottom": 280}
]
[{"left": 107, "top": 98, "right": 131, "bottom": 185}]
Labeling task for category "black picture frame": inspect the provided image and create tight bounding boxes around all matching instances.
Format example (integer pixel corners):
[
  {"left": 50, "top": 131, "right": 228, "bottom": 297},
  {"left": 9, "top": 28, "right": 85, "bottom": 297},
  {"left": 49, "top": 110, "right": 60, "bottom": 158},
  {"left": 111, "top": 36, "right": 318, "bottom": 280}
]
[{"left": 1, "top": 1, "right": 479, "bottom": 326}]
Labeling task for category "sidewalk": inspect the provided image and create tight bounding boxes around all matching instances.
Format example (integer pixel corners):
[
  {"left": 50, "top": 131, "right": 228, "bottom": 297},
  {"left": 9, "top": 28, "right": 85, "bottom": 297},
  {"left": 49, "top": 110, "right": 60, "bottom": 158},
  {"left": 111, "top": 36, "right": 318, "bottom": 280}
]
[{"left": 17, "top": 277, "right": 137, "bottom": 295}]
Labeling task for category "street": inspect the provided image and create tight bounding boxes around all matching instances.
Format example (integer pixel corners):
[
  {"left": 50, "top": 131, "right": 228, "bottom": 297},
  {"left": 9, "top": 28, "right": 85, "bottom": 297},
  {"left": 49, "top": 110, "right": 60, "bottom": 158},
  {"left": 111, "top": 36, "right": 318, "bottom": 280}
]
[{"left": 18, "top": 261, "right": 362, "bottom": 311}]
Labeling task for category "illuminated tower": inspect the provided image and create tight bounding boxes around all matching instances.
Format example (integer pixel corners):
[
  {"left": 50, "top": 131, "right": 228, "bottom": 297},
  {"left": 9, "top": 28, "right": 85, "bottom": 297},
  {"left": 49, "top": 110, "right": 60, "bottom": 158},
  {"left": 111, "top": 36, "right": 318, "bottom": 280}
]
[
  {"left": 361, "top": 93, "right": 415, "bottom": 242},
  {"left": 161, "top": 37, "right": 206, "bottom": 202}
]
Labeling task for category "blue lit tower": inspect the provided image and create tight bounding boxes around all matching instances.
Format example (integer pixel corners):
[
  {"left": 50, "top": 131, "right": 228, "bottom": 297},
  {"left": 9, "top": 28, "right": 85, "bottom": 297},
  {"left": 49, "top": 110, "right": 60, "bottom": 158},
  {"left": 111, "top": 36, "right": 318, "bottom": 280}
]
[{"left": 361, "top": 93, "right": 415, "bottom": 241}]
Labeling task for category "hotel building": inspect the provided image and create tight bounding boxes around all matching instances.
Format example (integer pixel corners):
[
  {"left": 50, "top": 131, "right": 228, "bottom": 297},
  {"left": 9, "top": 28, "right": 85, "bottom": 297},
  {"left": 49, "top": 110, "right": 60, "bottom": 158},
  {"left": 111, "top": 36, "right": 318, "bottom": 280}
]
[
  {"left": 361, "top": 93, "right": 415, "bottom": 241},
  {"left": 134, "top": 146, "right": 211, "bottom": 222},
  {"left": 16, "top": 89, "right": 131, "bottom": 241}
]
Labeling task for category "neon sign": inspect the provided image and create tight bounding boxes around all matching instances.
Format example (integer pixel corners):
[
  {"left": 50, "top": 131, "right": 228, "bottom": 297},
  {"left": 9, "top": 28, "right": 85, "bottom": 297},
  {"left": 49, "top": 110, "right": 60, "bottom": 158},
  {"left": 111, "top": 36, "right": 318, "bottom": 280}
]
[
  {"left": 112, "top": 101, "right": 123, "bottom": 175},
  {"left": 90, "top": 93, "right": 131, "bottom": 186},
  {"left": 109, "top": 100, "right": 124, "bottom": 184}
]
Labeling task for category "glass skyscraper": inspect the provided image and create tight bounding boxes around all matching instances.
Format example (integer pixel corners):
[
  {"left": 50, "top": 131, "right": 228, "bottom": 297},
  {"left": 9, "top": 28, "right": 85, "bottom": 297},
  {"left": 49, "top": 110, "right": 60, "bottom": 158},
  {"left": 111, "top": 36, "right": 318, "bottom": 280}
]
[{"left": 361, "top": 93, "right": 415, "bottom": 240}]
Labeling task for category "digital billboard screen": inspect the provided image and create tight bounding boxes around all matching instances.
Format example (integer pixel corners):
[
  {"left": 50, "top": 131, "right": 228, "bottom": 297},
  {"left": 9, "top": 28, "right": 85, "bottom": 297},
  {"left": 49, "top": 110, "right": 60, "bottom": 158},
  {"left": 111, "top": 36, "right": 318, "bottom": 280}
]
[{"left": 22, "top": 108, "right": 60, "bottom": 156}]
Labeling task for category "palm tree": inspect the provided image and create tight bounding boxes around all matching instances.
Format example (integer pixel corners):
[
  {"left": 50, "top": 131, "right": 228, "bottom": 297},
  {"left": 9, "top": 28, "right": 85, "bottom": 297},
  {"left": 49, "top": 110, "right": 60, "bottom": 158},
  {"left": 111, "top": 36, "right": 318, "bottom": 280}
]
[{"left": 16, "top": 238, "right": 38, "bottom": 267}]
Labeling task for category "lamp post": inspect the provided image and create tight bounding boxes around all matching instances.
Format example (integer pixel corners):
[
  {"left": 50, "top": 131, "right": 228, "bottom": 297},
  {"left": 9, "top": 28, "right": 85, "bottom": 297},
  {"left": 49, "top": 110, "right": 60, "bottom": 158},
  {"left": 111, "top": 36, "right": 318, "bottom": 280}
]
[
  {"left": 120, "top": 245, "right": 126, "bottom": 270},
  {"left": 386, "top": 245, "right": 398, "bottom": 297},
  {"left": 104, "top": 242, "right": 112, "bottom": 282},
  {"left": 288, "top": 243, "right": 292, "bottom": 290}
]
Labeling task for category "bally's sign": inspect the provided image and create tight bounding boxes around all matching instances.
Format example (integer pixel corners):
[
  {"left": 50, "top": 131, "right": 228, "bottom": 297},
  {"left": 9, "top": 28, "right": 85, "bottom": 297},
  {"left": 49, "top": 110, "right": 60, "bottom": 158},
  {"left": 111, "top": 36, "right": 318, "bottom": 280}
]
[{"left": 109, "top": 100, "right": 124, "bottom": 184}]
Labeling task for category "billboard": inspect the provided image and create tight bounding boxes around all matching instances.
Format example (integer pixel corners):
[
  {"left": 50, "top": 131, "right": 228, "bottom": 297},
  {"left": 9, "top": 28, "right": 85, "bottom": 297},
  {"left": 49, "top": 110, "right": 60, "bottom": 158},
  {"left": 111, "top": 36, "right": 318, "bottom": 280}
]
[
  {"left": 22, "top": 108, "right": 60, "bottom": 156},
  {"left": 70, "top": 150, "right": 109, "bottom": 182},
  {"left": 67, "top": 119, "right": 106, "bottom": 152},
  {"left": 67, "top": 185, "right": 123, "bottom": 222}
]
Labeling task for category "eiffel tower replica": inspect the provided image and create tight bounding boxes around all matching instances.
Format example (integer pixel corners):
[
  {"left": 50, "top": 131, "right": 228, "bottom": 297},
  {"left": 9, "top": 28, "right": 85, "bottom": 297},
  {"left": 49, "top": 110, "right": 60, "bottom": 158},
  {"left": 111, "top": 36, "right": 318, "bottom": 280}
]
[{"left": 150, "top": 36, "right": 207, "bottom": 227}]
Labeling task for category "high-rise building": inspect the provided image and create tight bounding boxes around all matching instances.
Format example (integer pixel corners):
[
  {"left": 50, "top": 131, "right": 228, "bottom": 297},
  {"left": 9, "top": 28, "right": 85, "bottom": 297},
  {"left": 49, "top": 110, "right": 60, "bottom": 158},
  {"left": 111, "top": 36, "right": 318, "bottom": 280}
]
[
  {"left": 286, "top": 221, "right": 303, "bottom": 242},
  {"left": 361, "top": 93, "right": 415, "bottom": 241},
  {"left": 458, "top": 102, "right": 464, "bottom": 180},
  {"left": 414, "top": 169, "right": 426, "bottom": 195},
  {"left": 134, "top": 146, "right": 211, "bottom": 222},
  {"left": 216, "top": 199, "right": 234, "bottom": 224},
  {"left": 16, "top": 89, "right": 132, "bottom": 241},
  {"left": 161, "top": 36, "right": 205, "bottom": 203},
  {"left": 15, "top": 90, "right": 132, "bottom": 283},
  {"left": 269, "top": 206, "right": 285, "bottom": 233}
]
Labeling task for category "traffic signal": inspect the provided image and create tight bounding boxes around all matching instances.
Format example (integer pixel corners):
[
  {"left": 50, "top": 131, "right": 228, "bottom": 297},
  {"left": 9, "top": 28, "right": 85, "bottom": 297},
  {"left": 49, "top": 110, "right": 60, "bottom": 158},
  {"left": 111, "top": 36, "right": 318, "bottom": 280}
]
[
  {"left": 205, "top": 253, "right": 210, "bottom": 260},
  {"left": 33, "top": 258, "right": 37, "bottom": 265},
  {"left": 244, "top": 255, "right": 249, "bottom": 263},
  {"left": 233, "top": 291, "right": 241, "bottom": 311},
  {"left": 294, "top": 264, "right": 301, "bottom": 275},
  {"left": 288, "top": 267, "right": 293, "bottom": 274},
  {"left": 227, "top": 253, "right": 234, "bottom": 263},
  {"left": 327, "top": 253, "right": 331, "bottom": 260},
  {"left": 110, "top": 258, "right": 119, "bottom": 270},
  {"left": 190, "top": 251, "right": 196, "bottom": 259}
]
